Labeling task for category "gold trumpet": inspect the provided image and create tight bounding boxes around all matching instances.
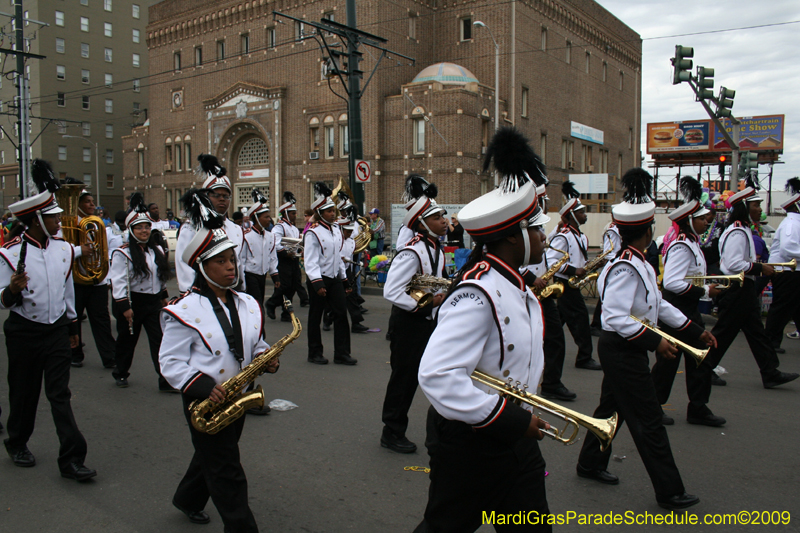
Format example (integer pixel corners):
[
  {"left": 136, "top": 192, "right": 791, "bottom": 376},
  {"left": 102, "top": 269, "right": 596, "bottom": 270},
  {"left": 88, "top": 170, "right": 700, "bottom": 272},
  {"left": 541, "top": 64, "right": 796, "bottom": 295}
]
[
  {"left": 471, "top": 370, "right": 618, "bottom": 451},
  {"left": 763, "top": 259, "right": 796, "bottom": 271},
  {"left": 629, "top": 315, "right": 709, "bottom": 365},
  {"left": 684, "top": 271, "right": 744, "bottom": 289}
]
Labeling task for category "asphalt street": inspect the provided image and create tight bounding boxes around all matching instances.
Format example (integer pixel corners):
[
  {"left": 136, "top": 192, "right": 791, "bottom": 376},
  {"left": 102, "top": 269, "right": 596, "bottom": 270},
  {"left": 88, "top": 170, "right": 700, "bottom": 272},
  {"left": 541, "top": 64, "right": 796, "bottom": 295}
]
[{"left": 1, "top": 279, "right": 798, "bottom": 532}]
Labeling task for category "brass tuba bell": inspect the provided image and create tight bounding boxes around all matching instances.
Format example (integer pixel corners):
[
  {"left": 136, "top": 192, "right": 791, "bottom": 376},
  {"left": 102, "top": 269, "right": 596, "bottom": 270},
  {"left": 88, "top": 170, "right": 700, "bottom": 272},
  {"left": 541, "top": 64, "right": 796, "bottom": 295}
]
[{"left": 55, "top": 185, "right": 109, "bottom": 284}]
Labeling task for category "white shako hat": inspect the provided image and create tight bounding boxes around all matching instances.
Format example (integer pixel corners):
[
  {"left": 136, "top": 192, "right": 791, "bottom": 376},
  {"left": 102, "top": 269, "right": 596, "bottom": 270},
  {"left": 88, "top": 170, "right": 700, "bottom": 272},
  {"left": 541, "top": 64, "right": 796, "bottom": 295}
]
[
  {"left": 277, "top": 191, "right": 297, "bottom": 214},
  {"left": 197, "top": 154, "right": 232, "bottom": 191},
  {"left": 459, "top": 127, "right": 550, "bottom": 244},
  {"left": 558, "top": 180, "right": 586, "bottom": 216},
  {"left": 336, "top": 189, "right": 353, "bottom": 211},
  {"left": 125, "top": 192, "right": 151, "bottom": 228},
  {"left": 669, "top": 176, "right": 710, "bottom": 222},
  {"left": 612, "top": 168, "right": 656, "bottom": 227},
  {"left": 246, "top": 188, "right": 270, "bottom": 219},
  {"left": 180, "top": 189, "right": 236, "bottom": 267},
  {"left": 728, "top": 174, "right": 762, "bottom": 206},
  {"left": 310, "top": 181, "right": 335, "bottom": 212},
  {"left": 402, "top": 174, "right": 436, "bottom": 211},
  {"left": 780, "top": 178, "right": 800, "bottom": 210},
  {"left": 9, "top": 159, "right": 64, "bottom": 219}
]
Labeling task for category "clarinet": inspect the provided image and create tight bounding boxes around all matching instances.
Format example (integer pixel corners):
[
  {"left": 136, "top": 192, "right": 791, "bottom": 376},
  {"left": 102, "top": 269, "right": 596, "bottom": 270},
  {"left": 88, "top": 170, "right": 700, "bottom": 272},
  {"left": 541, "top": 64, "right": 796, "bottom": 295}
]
[
  {"left": 15, "top": 240, "right": 28, "bottom": 275},
  {"left": 125, "top": 257, "right": 134, "bottom": 335}
]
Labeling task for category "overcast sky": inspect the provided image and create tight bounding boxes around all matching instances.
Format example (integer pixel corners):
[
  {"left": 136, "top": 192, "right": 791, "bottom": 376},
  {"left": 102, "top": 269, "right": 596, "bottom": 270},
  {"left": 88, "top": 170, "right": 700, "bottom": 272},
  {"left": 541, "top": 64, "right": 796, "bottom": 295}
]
[{"left": 599, "top": 0, "right": 799, "bottom": 193}]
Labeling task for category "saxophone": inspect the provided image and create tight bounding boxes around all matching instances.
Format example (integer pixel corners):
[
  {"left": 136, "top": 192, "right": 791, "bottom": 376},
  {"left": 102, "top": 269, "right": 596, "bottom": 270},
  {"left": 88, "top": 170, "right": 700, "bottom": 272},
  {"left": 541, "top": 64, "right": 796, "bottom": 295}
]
[
  {"left": 531, "top": 246, "right": 569, "bottom": 299},
  {"left": 189, "top": 297, "right": 302, "bottom": 434},
  {"left": 568, "top": 241, "right": 614, "bottom": 290},
  {"left": 406, "top": 274, "right": 453, "bottom": 309}
]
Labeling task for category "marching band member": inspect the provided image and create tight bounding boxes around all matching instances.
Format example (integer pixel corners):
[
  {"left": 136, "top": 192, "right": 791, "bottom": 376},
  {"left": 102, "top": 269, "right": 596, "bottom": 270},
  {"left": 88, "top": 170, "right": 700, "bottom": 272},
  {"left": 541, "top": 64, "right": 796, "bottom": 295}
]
[
  {"left": 175, "top": 154, "right": 245, "bottom": 293},
  {"left": 650, "top": 177, "right": 725, "bottom": 427},
  {"left": 0, "top": 160, "right": 96, "bottom": 481},
  {"left": 159, "top": 190, "right": 274, "bottom": 532},
  {"left": 764, "top": 178, "right": 800, "bottom": 353},
  {"left": 381, "top": 181, "right": 447, "bottom": 454},
  {"left": 548, "top": 181, "right": 601, "bottom": 370},
  {"left": 396, "top": 174, "right": 435, "bottom": 252},
  {"left": 304, "top": 183, "right": 357, "bottom": 366},
  {"left": 576, "top": 168, "right": 715, "bottom": 510},
  {"left": 266, "top": 192, "right": 303, "bottom": 321},
  {"left": 524, "top": 184, "right": 577, "bottom": 402},
  {"left": 108, "top": 193, "right": 171, "bottom": 390},
  {"left": 416, "top": 128, "right": 552, "bottom": 531},
  {"left": 323, "top": 216, "right": 369, "bottom": 333},
  {"left": 699, "top": 179, "right": 798, "bottom": 391},
  {"left": 242, "top": 189, "right": 279, "bottom": 316},
  {"left": 590, "top": 221, "right": 621, "bottom": 334}
]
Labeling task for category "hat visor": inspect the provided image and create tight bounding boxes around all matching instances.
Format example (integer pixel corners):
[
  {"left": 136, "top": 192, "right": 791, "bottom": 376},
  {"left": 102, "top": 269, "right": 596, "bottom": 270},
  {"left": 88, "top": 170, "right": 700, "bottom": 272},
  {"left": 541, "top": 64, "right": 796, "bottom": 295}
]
[
  {"left": 746, "top": 195, "right": 763, "bottom": 203},
  {"left": 691, "top": 207, "right": 710, "bottom": 218},
  {"left": 198, "top": 240, "right": 237, "bottom": 263},
  {"left": 42, "top": 205, "right": 64, "bottom": 215},
  {"left": 529, "top": 211, "right": 551, "bottom": 228},
  {"left": 573, "top": 204, "right": 587, "bottom": 212}
]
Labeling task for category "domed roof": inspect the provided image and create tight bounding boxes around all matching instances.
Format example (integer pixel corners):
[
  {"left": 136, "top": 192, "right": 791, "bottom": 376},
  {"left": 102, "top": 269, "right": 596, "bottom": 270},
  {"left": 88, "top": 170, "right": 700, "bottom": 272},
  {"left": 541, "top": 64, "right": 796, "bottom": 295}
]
[{"left": 411, "top": 62, "right": 479, "bottom": 86}]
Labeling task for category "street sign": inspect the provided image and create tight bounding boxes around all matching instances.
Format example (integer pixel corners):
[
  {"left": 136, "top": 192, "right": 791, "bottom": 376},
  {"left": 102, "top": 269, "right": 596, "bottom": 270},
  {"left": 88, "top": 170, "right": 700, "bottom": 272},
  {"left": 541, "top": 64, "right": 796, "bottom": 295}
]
[{"left": 355, "top": 159, "right": 371, "bottom": 183}]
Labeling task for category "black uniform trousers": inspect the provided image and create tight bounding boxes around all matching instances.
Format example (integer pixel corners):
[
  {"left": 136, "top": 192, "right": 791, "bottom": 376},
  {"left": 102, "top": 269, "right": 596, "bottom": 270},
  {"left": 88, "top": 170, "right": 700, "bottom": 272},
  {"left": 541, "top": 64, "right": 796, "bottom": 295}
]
[
  {"left": 324, "top": 281, "right": 364, "bottom": 326},
  {"left": 382, "top": 307, "right": 435, "bottom": 438},
  {"left": 112, "top": 293, "right": 168, "bottom": 388},
  {"left": 3, "top": 313, "right": 87, "bottom": 470},
  {"left": 174, "top": 396, "right": 258, "bottom": 533},
  {"left": 699, "top": 278, "right": 781, "bottom": 398},
  {"left": 765, "top": 271, "right": 800, "bottom": 350},
  {"left": 578, "top": 331, "right": 685, "bottom": 500},
  {"left": 591, "top": 299, "right": 603, "bottom": 329},
  {"left": 651, "top": 293, "right": 714, "bottom": 417},
  {"left": 245, "top": 272, "right": 267, "bottom": 307},
  {"left": 414, "top": 407, "right": 551, "bottom": 533},
  {"left": 72, "top": 283, "right": 116, "bottom": 367},
  {"left": 556, "top": 283, "right": 593, "bottom": 365},
  {"left": 540, "top": 296, "right": 567, "bottom": 392},
  {"left": 306, "top": 276, "right": 350, "bottom": 358},
  {"left": 266, "top": 255, "right": 302, "bottom": 319}
]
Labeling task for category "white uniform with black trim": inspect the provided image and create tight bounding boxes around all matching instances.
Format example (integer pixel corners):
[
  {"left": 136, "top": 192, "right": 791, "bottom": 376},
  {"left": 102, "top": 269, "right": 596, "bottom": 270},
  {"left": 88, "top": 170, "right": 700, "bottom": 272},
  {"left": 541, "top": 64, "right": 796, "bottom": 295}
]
[
  {"left": 242, "top": 227, "right": 278, "bottom": 277},
  {"left": 396, "top": 225, "right": 415, "bottom": 252},
  {"left": 176, "top": 218, "right": 245, "bottom": 292},
  {"left": 767, "top": 212, "right": 800, "bottom": 270},
  {"left": 662, "top": 235, "right": 709, "bottom": 297},
  {"left": 159, "top": 290, "right": 268, "bottom": 394},
  {"left": 602, "top": 223, "right": 621, "bottom": 260},
  {"left": 548, "top": 226, "right": 588, "bottom": 280},
  {"left": 383, "top": 234, "right": 445, "bottom": 318},
  {"left": 718, "top": 221, "right": 759, "bottom": 280},
  {"left": 109, "top": 244, "right": 167, "bottom": 303},
  {"left": 272, "top": 220, "right": 300, "bottom": 252},
  {"left": 303, "top": 221, "right": 346, "bottom": 286}
]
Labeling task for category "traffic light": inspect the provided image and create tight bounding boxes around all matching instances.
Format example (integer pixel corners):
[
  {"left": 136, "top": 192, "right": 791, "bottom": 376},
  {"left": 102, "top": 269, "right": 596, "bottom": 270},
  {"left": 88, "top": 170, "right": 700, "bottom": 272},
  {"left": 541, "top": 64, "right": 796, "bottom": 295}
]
[
  {"left": 697, "top": 66, "right": 714, "bottom": 100},
  {"left": 716, "top": 87, "right": 735, "bottom": 118},
  {"left": 718, "top": 155, "right": 727, "bottom": 178},
  {"left": 738, "top": 151, "right": 758, "bottom": 179},
  {"left": 671, "top": 45, "right": 694, "bottom": 85}
]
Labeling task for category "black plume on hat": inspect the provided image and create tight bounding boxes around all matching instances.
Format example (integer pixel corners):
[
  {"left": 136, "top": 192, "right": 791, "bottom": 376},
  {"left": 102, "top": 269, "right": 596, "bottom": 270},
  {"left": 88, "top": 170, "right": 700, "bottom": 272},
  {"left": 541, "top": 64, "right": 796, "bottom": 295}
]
[
  {"left": 314, "top": 181, "right": 333, "bottom": 201},
  {"left": 251, "top": 188, "right": 268, "bottom": 205},
  {"left": 181, "top": 188, "right": 225, "bottom": 230},
  {"left": 679, "top": 176, "right": 703, "bottom": 203},
  {"left": 621, "top": 168, "right": 654, "bottom": 205},
  {"left": 403, "top": 174, "right": 437, "bottom": 202},
  {"left": 562, "top": 180, "right": 580, "bottom": 200},
  {"left": 31, "top": 159, "right": 60, "bottom": 194},
  {"left": 62, "top": 177, "right": 84, "bottom": 185},
  {"left": 282, "top": 191, "right": 296, "bottom": 205},
  {"left": 785, "top": 177, "right": 800, "bottom": 195},
  {"left": 338, "top": 189, "right": 350, "bottom": 204},
  {"left": 129, "top": 192, "right": 147, "bottom": 214},
  {"left": 483, "top": 127, "right": 548, "bottom": 193},
  {"left": 744, "top": 172, "right": 760, "bottom": 191},
  {"left": 196, "top": 154, "right": 226, "bottom": 178}
]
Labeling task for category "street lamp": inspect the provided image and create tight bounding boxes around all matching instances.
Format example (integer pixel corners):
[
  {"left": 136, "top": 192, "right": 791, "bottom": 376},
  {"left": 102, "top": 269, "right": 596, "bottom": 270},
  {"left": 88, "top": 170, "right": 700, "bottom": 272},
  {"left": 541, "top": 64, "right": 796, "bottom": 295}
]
[
  {"left": 62, "top": 135, "right": 100, "bottom": 207},
  {"left": 473, "top": 20, "right": 499, "bottom": 187}
]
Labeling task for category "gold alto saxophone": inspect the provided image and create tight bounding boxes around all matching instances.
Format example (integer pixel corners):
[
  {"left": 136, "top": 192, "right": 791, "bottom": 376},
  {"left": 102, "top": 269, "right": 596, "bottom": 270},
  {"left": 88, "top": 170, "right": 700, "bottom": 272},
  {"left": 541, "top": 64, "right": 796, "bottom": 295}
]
[
  {"left": 532, "top": 246, "right": 569, "bottom": 299},
  {"left": 629, "top": 315, "right": 709, "bottom": 365},
  {"left": 471, "top": 370, "right": 618, "bottom": 451},
  {"left": 406, "top": 274, "right": 453, "bottom": 309},
  {"left": 189, "top": 298, "right": 302, "bottom": 434},
  {"left": 568, "top": 241, "right": 614, "bottom": 290}
]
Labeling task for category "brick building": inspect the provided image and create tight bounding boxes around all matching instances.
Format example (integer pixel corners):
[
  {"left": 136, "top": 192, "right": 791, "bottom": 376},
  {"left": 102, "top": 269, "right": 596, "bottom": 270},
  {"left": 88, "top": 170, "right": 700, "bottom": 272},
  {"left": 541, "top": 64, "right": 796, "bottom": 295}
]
[{"left": 124, "top": 0, "right": 641, "bottom": 231}]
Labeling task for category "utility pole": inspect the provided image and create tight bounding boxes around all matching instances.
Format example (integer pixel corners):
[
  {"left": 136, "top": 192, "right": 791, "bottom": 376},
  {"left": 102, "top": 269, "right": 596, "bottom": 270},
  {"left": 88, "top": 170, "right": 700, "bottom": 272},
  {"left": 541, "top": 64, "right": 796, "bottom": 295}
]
[{"left": 345, "top": 0, "right": 364, "bottom": 211}]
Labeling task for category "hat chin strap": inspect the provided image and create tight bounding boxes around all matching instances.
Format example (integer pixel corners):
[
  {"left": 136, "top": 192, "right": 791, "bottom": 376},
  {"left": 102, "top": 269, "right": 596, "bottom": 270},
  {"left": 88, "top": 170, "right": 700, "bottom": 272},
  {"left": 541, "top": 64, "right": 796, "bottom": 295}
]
[
  {"left": 128, "top": 227, "right": 149, "bottom": 244},
  {"left": 36, "top": 211, "right": 54, "bottom": 241},
  {"left": 199, "top": 261, "right": 240, "bottom": 290},
  {"left": 520, "top": 223, "right": 532, "bottom": 268}
]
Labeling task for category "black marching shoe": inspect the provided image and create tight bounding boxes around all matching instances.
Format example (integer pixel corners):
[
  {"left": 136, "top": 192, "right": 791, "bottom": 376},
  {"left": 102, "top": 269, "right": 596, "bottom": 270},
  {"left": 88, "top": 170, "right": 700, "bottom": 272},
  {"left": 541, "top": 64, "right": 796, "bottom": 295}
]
[
  {"left": 687, "top": 411, "right": 726, "bottom": 427},
  {"left": 246, "top": 405, "right": 271, "bottom": 416},
  {"left": 576, "top": 464, "right": 619, "bottom": 485},
  {"left": 0, "top": 420, "right": 4, "bottom": 433},
  {"left": 359, "top": 307, "right": 369, "bottom": 315},
  {"left": 590, "top": 326, "right": 603, "bottom": 337},
  {"left": 540, "top": 386, "right": 577, "bottom": 402},
  {"left": 265, "top": 305, "right": 276, "bottom": 320},
  {"left": 280, "top": 315, "right": 292, "bottom": 323},
  {"left": 711, "top": 373, "right": 727, "bottom": 386},
  {"left": 173, "top": 499, "right": 211, "bottom": 524},
  {"left": 657, "top": 492, "right": 700, "bottom": 511},
  {"left": 381, "top": 431, "right": 417, "bottom": 454},
  {"left": 115, "top": 377, "right": 129, "bottom": 388},
  {"left": 334, "top": 354, "right": 358, "bottom": 365},
  {"left": 322, "top": 322, "right": 332, "bottom": 332},
  {"left": 308, "top": 354, "right": 329, "bottom": 365},
  {"left": 60, "top": 462, "right": 97, "bottom": 481},
  {"left": 575, "top": 359, "right": 602, "bottom": 371},
  {"left": 773, "top": 345, "right": 786, "bottom": 354},
  {"left": 300, "top": 301, "right": 309, "bottom": 308},
  {"left": 351, "top": 323, "right": 369, "bottom": 334},
  {"left": 7, "top": 446, "right": 36, "bottom": 467},
  {"left": 70, "top": 361, "right": 84, "bottom": 368},
  {"left": 661, "top": 413, "right": 675, "bottom": 426},
  {"left": 763, "top": 371, "right": 800, "bottom": 389}
]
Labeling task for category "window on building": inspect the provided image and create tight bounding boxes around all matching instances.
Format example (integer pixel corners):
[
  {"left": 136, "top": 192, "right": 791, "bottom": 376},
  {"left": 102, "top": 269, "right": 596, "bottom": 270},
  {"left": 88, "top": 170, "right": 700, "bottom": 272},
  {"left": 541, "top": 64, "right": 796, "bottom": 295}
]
[
  {"left": 541, "top": 27, "right": 547, "bottom": 50},
  {"left": 619, "top": 71, "right": 624, "bottom": 91},
  {"left": 137, "top": 147, "right": 145, "bottom": 176},
  {"left": 82, "top": 96, "right": 90, "bottom": 110},
  {"left": 165, "top": 140, "right": 173, "bottom": 169},
  {"left": 339, "top": 124, "right": 349, "bottom": 157},
  {"left": 105, "top": 124, "right": 113, "bottom": 139},
  {"left": 568, "top": 141, "right": 574, "bottom": 168},
  {"left": 629, "top": 128, "right": 633, "bottom": 150},
  {"left": 105, "top": 99, "right": 113, "bottom": 113},
  {"left": 309, "top": 125, "right": 320, "bottom": 152},
  {"left": 132, "top": 53, "right": 140, "bottom": 67},
  {"left": 216, "top": 40, "right": 225, "bottom": 60},
  {"left": 105, "top": 48, "right": 113, "bottom": 62},
  {"left": 81, "top": 17, "right": 89, "bottom": 32},
  {"left": 602, "top": 61, "right": 607, "bottom": 82},
  {"left": 460, "top": 17, "right": 472, "bottom": 41},
  {"left": 587, "top": 145, "right": 593, "bottom": 171},
  {"left": 58, "top": 146, "right": 67, "bottom": 161},
  {"left": 56, "top": 65, "right": 66, "bottom": 80},
  {"left": 521, "top": 87, "right": 529, "bottom": 118},
  {"left": 104, "top": 22, "right": 112, "bottom": 37},
  {"left": 267, "top": 27, "right": 276, "bottom": 49},
  {"left": 184, "top": 141, "right": 191, "bottom": 168},
  {"left": 133, "top": 78, "right": 141, "bottom": 91},
  {"left": 104, "top": 73, "right": 112, "bottom": 87},
  {"left": 81, "top": 43, "right": 90, "bottom": 58},
  {"left": 80, "top": 0, "right": 88, "bottom": 5},
  {"left": 57, "top": 92, "right": 66, "bottom": 107},
  {"left": 1, "top": 152, "right": 3, "bottom": 164},
  {"left": 107, "top": 175, "right": 114, "bottom": 188},
  {"left": 83, "top": 147, "right": 91, "bottom": 162},
  {"left": 413, "top": 118, "right": 425, "bottom": 154},
  {"left": 105, "top": 150, "right": 114, "bottom": 164},
  {"left": 175, "top": 139, "right": 182, "bottom": 171},
  {"left": 82, "top": 122, "right": 91, "bottom": 136},
  {"left": 540, "top": 134, "right": 547, "bottom": 165},
  {"left": 409, "top": 14, "right": 417, "bottom": 40},
  {"left": 173, "top": 51, "right": 181, "bottom": 71},
  {"left": 81, "top": 69, "right": 90, "bottom": 84},
  {"left": 323, "top": 11, "right": 334, "bottom": 22},
  {"left": 194, "top": 46, "right": 202, "bottom": 65},
  {"left": 57, "top": 122, "right": 67, "bottom": 133},
  {"left": 56, "top": 38, "right": 65, "bottom": 53},
  {"left": 324, "top": 125, "right": 334, "bottom": 158},
  {"left": 482, "top": 119, "right": 490, "bottom": 150},
  {"left": 132, "top": 29, "right": 140, "bottom": 43},
  {"left": 132, "top": 4, "right": 140, "bottom": 19},
  {"left": 586, "top": 52, "right": 591, "bottom": 74},
  {"left": 133, "top": 102, "right": 140, "bottom": 112},
  {"left": 561, "top": 139, "right": 568, "bottom": 169},
  {"left": 165, "top": 190, "right": 172, "bottom": 210},
  {"left": 83, "top": 173, "right": 91, "bottom": 183},
  {"left": 581, "top": 144, "right": 587, "bottom": 172},
  {"left": 295, "top": 21, "right": 305, "bottom": 42},
  {"left": 618, "top": 154, "right": 623, "bottom": 178},
  {"left": 55, "top": 11, "right": 64, "bottom": 27},
  {"left": 241, "top": 33, "right": 250, "bottom": 55},
  {"left": 104, "top": 0, "right": 112, "bottom": 12},
  {"left": 565, "top": 41, "right": 571, "bottom": 64}
]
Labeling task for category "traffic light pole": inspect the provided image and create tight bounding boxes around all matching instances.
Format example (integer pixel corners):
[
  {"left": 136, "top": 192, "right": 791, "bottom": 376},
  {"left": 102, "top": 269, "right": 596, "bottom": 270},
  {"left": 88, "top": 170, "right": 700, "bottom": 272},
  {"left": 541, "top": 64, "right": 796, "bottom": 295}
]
[
  {"left": 15, "top": 0, "right": 31, "bottom": 198},
  {"left": 686, "top": 80, "right": 740, "bottom": 187},
  {"left": 345, "top": 0, "right": 364, "bottom": 212}
]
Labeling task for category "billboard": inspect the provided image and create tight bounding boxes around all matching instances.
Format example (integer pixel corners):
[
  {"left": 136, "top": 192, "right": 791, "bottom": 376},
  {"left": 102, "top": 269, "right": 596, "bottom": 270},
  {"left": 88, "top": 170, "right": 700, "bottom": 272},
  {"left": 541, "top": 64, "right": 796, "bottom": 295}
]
[
  {"left": 647, "top": 121, "right": 711, "bottom": 154},
  {"left": 712, "top": 115, "right": 784, "bottom": 151},
  {"left": 647, "top": 115, "right": 784, "bottom": 155}
]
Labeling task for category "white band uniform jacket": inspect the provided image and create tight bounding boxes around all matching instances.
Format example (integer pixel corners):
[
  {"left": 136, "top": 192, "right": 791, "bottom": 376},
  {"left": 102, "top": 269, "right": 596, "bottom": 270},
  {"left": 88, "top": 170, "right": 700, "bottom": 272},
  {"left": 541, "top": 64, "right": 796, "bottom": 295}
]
[
  {"left": 176, "top": 218, "right": 245, "bottom": 292},
  {"left": 662, "top": 235, "right": 709, "bottom": 299},
  {"left": 0, "top": 234, "right": 78, "bottom": 327},
  {"left": 418, "top": 254, "right": 545, "bottom": 440},
  {"left": 272, "top": 220, "right": 300, "bottom": 252},
  {"left": 768, "top": 212, "right": 800, "bottom": 271},
  {"left": 159, "top": 290, "right": 268, "bottom": 399},
  {"left": 243, "top": 226, "right": 279, "bottom": 279},
  {"left": 109, "top": 244, "right": 169, "bottom": 312},
  {"left": 303, "top": 221, "right": 346, "bottom": 293},
  {"left": 719, "top": 221, "right": 761, "bottom": 280},
  {"left": 383, "top": 234, "right": 445, "bottom": 319},
  {"left": 602, "top": 224, "right": 621, "bottom": 260},
  {"left": 548, "top": 226, "right": 588, "bottom": 280},
  {"left": 598, "top": 247, "right": 703, "bottom": 351},
  {"left": 396, "top": 225, "right": 415, "bottom": 252}
]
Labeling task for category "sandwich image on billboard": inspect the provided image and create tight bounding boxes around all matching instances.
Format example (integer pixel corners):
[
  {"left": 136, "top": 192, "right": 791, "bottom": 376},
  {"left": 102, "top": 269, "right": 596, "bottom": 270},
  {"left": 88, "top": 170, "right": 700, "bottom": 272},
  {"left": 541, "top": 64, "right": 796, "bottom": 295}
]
[{"left": 646, "top": 121, "right": 711, "bottom": 153}]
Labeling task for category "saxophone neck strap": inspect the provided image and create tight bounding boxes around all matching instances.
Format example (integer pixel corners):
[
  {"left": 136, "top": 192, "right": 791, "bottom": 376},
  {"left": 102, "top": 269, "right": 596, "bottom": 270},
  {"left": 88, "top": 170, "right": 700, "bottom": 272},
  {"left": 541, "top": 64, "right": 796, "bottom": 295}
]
[{"left": 203, "top": 288, "right": 245, "bottom": 368}]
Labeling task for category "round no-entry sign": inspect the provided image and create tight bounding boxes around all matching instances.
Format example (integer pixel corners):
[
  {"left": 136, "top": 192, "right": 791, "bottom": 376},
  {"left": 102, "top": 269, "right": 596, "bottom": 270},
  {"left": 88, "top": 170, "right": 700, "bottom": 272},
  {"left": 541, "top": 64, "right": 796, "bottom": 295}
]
[{"left": 355, "top": 160, "right": 371, "bottom": 183}]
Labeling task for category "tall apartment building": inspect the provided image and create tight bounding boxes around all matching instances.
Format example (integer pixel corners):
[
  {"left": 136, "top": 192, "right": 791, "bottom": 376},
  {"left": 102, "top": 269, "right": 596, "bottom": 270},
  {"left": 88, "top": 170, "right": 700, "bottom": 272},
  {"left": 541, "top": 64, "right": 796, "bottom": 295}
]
[
  {"left": 0, "top": 0, "right": 158, "bottom": 212},
  {"left": 124, "top": 0, "right": 641, "bottom": 229}
]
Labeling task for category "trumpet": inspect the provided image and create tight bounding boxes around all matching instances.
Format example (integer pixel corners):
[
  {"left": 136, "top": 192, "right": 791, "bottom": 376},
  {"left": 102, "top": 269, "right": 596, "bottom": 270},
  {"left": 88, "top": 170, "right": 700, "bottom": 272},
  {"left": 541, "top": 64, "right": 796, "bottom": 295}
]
[
  {"left": 280, "top": 237, "right": 304, "bottom": 255},
  {"left": 569, "top": 242, "right": 613, "bottom": 290},
  {"left": 684, "top": 271, "right": 744, "bottom": 289},
  {"left": 629, "top": 315, "right": 709, "bottom": 365},
  {"left": 471, "top": 370, "right": 618, "bottom": 451},
  {"left": 763, "top": 259, "right": 796, "bottom": 271},
  {"left": 406, "top": 274, "right": 453, "bottom": 308}
]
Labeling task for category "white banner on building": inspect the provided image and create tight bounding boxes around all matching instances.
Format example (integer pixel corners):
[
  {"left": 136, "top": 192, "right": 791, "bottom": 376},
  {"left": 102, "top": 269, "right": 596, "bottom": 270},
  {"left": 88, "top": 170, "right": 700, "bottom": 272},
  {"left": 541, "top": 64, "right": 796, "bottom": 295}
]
[
  {"left": 239, "top": 168, "right": 270, "bottom": 179},
  {"left": 568, "top": 173, "right": 609, "bottom": 194},
  {"left": 389, "top": 203, "right": 470, "bottom": 250},
  {"left": 571, "top": 121, "right": 604, "bottom": 145}
]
